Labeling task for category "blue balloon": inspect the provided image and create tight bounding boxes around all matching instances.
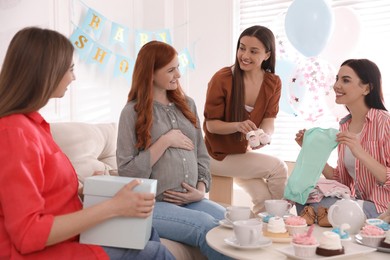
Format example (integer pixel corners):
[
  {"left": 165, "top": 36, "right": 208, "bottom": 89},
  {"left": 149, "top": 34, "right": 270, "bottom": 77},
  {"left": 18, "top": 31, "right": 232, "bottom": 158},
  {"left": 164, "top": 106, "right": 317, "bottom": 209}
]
[
  {"left": 276, "top": 59, "right": 297, "bottom": 115},
  {"left": 285, "top": 0, "right": 333, "bottom": 57}
]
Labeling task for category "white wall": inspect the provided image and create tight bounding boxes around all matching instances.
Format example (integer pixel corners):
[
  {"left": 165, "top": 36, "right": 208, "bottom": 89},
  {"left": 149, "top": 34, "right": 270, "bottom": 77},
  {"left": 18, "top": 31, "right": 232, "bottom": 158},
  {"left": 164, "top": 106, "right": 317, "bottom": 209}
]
[{"left": 0, "top": 0, "right": 235, "bottom": 124}]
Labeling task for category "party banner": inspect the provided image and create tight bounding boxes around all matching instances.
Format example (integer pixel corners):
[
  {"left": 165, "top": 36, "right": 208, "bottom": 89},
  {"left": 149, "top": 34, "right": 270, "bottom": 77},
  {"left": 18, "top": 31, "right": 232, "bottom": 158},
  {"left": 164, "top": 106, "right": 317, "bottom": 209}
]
[{"left": 70, "top": 2, "right": 195, "bottom": 83}]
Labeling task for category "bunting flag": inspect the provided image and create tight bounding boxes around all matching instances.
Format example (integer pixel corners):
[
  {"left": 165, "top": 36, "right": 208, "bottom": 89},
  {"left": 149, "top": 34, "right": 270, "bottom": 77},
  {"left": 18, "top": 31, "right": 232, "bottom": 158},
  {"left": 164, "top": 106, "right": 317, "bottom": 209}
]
[
  {"left": 81, "top": 8, "right": 107, "bottom": 40},
  {"left": 86, "top": 42, "right": 112, "bottom": 71},
  {"left": 70, "top": 27, "right": 94, "bottom": 60},
  {"left": 178, "top": 48, "right": 195, "bottom": 73},
  {"left": 110, "top": 22, "right": 130, "bottom": 51},
  {"left": 114, "top": 54, "right": 134, "bottom": 83},
  {"left": 135, "top": 30, "right": 153, "bottom": 53},
  {"left": 154, "top": 29, "right": 172, "bottom": 44}
]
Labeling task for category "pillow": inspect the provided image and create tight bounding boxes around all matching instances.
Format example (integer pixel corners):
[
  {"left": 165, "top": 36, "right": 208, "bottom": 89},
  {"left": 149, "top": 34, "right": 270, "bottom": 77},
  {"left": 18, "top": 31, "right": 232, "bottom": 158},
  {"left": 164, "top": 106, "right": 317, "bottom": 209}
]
[{"left": 50, "top": 122, "right": 117, "bottom": 183}]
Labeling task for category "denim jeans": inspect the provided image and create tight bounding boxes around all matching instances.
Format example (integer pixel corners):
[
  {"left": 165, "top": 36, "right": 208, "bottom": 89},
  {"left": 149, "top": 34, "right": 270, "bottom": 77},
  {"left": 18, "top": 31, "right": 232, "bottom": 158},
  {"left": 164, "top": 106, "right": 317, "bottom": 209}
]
[
  {"left": 153, "top": 199, "right": 232, "bottom": 260},
  {"left": 102, "top": 227, "right": 174, "bottom": 260}
]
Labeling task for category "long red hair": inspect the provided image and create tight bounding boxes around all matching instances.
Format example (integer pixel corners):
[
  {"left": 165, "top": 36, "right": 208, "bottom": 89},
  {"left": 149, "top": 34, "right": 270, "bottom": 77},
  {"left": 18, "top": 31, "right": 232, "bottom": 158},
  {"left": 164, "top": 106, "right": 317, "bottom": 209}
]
[{"left": 128, "top": 41, "right": 197, "bottom": 150}]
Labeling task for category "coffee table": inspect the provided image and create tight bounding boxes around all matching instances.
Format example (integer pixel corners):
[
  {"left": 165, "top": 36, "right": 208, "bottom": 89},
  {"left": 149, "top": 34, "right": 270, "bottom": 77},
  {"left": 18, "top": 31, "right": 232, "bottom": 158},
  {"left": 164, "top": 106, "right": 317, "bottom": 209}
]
[{"left": 206, "top": 225, "right": 389, "bottom": 260}]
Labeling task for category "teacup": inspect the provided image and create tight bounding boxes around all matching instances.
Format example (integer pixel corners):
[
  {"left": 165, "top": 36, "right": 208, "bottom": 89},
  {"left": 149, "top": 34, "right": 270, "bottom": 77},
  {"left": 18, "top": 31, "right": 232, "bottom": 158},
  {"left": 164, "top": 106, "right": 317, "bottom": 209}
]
[
  {"left": 233, "top": 219, "right": 262, "bottom": 246},
  {"left": 265, "top": 199, "right": 292, "bottom": 217},
  {"left": 224, "top": 206, "right": 251, "bottom": 223}
]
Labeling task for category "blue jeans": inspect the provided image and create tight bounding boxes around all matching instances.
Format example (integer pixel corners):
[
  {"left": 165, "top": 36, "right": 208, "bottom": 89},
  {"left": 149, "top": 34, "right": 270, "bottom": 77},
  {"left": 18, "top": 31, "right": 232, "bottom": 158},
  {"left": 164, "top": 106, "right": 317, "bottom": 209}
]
[
  {"left": 102, "top": 227, "right": 174, "bottom": 260},
  {"left": 296, "top": 197, "right": 380, "bottom": 218},
  {"left": 153, "top": 199, "right": 232, "bottom": 260}
]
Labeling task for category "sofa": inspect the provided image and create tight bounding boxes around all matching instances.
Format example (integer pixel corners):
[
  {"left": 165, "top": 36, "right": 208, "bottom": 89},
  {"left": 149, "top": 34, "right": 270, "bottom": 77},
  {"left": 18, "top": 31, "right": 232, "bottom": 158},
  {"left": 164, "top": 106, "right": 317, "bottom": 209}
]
[{"left": 50, "top": 122, "right": 206, "bottom": 260}]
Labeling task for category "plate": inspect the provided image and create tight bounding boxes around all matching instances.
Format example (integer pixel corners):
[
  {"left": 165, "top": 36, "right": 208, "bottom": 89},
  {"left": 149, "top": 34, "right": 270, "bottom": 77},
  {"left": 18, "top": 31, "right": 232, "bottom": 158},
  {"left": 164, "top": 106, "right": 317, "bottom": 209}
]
[
  {"left": 219, "top": 219, "right": 233, "bottom": 229},
  {"left": 355, "top": 234, "right": 390, "bottom": 253},
  {"left": 258, "top": 212, "right": 293, "bottom": 220},
  {"left": 263, "top": 234, "right": 292, "bottom": 243},
  {"left": 223, "top": 236, "right": 272, "bottom": 249},
  {"left": 276, "top": 242, "right": 376, "bottom": 259}
]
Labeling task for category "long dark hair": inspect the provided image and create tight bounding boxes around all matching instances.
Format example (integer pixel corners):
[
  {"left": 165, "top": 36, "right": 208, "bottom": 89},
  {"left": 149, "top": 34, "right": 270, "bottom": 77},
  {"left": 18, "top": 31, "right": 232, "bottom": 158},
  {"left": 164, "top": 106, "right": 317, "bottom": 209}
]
[
  {"left": 341, "top": 59, "right": 387, "bottom": 111},
  {"left": 231, "top": 25, "right": 276, "bottom": 122},
  {"left": 0, "top": 27, "right": 74, "bottom": 117}
]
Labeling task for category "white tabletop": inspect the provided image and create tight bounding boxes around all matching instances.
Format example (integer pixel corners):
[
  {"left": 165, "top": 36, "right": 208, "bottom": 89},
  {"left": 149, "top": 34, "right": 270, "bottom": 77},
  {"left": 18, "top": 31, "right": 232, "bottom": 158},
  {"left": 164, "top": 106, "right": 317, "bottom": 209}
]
[{"left": 206, "top": 225, "right": 389, "bottom": 260}]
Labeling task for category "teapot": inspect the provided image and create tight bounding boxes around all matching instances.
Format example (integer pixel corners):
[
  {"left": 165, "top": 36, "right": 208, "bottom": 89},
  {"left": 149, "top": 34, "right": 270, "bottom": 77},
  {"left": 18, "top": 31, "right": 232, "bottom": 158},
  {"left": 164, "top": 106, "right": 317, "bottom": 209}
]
[{"left": 328, "top": 193, "right": 366, "bottom": 234}]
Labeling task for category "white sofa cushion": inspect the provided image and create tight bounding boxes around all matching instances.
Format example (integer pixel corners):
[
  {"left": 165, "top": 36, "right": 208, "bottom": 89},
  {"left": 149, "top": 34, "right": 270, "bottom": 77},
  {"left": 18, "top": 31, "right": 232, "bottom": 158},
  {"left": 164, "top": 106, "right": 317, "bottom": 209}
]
[{"left": 50, "top": 122, "right": 117, "bottom": 183}]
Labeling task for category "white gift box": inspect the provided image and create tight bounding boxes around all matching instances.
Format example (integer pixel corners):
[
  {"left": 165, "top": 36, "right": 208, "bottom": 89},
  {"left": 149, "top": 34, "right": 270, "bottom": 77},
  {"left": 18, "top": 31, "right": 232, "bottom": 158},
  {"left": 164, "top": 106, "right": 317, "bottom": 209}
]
[{"left": 80, "top": 175, "right": 157, "bottom": 249}]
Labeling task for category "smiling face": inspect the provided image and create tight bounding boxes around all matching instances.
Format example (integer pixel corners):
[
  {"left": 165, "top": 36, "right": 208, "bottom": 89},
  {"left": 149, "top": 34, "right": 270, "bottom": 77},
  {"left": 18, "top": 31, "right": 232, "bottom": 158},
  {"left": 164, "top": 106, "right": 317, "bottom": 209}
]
[
  {"left": 333, "top": 65, "right": 370, "bottom": 108},
  {"left": 237, "top": 36, "right": 270, "bottom": 72},
  {"left": 51, "top": 63, "right": 75, "bottom": 98},
  {"left": 153, "top": 55, "right": 180, "bottom": 93}
]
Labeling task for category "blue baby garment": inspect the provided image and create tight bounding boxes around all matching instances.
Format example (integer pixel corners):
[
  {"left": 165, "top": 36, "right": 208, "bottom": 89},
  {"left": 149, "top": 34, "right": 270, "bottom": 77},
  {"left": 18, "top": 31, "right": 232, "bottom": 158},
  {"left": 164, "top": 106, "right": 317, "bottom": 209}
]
[{"left": 284, "top": 127, "right": 339, "bottom": 204}]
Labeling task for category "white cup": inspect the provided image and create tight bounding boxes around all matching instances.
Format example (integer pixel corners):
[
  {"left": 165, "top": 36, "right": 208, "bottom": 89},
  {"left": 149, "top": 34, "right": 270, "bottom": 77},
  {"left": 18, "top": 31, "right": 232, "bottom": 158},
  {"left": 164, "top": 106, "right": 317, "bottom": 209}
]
[
  {"left": 264, "top": 199, "right": 292, "bottom": 217},
  {"left": 224, "top": 206, "right": 251, "bottom": 223},
  {"left": 233, "top": 219, "right": 262, "bottom": 246}
]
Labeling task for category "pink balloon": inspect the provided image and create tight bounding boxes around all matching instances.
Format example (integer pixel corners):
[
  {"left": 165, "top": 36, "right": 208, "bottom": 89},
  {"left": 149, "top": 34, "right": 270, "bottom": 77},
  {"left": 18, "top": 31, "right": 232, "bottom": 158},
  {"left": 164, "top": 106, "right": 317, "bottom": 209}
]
[{"left": 321, "top": 7, "right": 361, "bottom": 67}]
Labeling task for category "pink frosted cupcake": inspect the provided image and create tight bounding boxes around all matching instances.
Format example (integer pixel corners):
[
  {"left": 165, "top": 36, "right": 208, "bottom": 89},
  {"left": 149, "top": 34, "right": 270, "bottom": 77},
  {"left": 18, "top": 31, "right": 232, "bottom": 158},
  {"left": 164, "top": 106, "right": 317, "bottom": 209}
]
[
  {"left": 285, "top": 216, "right": 307, "bottom": 236},
  {"left": 359, "top": 224, "right": 386, "bottom": 247},
  {"left": 292, "top": 225, "right": 319, "bottom": 258}
]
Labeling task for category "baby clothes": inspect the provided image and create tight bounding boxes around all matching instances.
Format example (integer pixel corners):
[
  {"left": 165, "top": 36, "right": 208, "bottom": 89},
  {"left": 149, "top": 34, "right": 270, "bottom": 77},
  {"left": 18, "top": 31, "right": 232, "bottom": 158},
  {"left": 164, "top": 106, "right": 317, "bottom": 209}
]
[
  {"left": 284, "top": 127, "right": 339, "bottom": 204},
  {"left": 306, "top": 179, "right": 351, "bottom": 203}
]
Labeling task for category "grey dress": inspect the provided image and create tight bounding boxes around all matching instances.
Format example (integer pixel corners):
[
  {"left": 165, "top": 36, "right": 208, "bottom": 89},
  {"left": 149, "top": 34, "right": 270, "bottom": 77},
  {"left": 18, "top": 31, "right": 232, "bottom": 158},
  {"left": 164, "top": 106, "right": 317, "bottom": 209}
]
[{"left": 116, "top": 96, "right": 210, "bottom": 201}]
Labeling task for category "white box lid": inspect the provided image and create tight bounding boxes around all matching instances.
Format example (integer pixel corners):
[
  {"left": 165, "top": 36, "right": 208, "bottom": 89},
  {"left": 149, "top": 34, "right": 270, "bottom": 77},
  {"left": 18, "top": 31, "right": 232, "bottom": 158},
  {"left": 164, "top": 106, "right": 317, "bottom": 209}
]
[{"left": 83, "top": 175, "right": 157, "bottom": 197}]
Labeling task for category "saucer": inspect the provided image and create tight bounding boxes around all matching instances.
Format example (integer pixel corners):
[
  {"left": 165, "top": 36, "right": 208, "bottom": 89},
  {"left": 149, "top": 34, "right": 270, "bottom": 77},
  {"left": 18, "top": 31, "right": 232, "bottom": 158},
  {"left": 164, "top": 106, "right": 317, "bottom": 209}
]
[
  {"left": 277, "top": 241, "right": 376, "bottom": 259},
  {"left": 219, "top": 219, "right": 233, "bottom": 228},
  {"left": 355, "top": 234, "right": 390, "bottom": 252},
  {"left": 224, "top": 236, "right": 272, "bottom": 249},
  {"left": 263, "top": 234, "right": 292, "bottom": 243},
  {"left": 258, "top": 211, "right": 293, "bottom": 220}
]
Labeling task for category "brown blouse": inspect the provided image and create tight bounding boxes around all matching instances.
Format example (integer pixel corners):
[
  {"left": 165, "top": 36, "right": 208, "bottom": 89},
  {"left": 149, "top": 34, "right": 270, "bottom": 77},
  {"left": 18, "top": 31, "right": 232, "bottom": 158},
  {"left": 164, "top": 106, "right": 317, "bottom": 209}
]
[{"left": 203, "top": 66, "right": 281, "bottom": 161}]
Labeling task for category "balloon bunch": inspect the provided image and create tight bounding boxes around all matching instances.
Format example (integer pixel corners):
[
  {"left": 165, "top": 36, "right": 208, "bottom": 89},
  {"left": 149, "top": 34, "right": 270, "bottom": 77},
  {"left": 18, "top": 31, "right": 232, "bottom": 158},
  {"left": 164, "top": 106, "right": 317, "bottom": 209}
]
[{"left": 275, "top": 0, "right": 359, "bottom": 122}]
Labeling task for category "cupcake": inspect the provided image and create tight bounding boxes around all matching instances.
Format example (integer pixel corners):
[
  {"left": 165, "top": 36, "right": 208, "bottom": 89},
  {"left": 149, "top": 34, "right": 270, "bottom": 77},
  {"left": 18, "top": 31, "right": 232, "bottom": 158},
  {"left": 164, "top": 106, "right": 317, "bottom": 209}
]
[
  {"left": 260, "top": 214, "right": 274, "bottom": 232},
  {"left": 263, "top": 217, "right": 290, "bottom": 238},
  {"left": 380, "top": 230, "right": 390, "bottom": 248},
  {"left": 316, "top": 231, "right": 345, "bottom": 256},
  {"left": 366, "top": 218, "right": 390, "bottom": 231},
  {"left": 331, "top": 223, "right": 352, "bottom": 245},
  {"left": 359, "top": 224, "right": 386, "bottom": 247},
  {"left": 285, "top": 216, "right": 307, "bottom": 236},
  {"left": 292, "top": 225, "right": 319, "bottom": 258}
]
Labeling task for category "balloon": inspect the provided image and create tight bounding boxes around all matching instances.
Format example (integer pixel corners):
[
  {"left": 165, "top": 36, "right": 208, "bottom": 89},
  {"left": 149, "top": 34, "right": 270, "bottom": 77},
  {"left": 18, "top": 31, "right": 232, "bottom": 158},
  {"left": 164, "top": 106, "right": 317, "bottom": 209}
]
[
  {"left": 285, "top": 0, "right": 333, "bottom": 57},
  {"left": 276, "top": 59, "right": 297, "bottom": 115},
  {"left": 271, "top": 11, "right": 300, "bottom": 61},
  {"left": 289, "top": 57, "right": 336, "bottom": 122},
  {"left": 320, "top": 7, "right": 361, "bottom": 68}
]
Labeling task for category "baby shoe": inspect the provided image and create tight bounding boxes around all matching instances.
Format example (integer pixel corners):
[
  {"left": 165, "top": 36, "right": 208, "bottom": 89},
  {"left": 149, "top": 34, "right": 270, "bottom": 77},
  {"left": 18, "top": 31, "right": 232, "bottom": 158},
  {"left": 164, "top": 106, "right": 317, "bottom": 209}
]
[
  {"left": 318, "top": 206, "right": 332, "bottom": 227},
  {"left": 299, "top": 205, "right": 316, "bottom": 226}
]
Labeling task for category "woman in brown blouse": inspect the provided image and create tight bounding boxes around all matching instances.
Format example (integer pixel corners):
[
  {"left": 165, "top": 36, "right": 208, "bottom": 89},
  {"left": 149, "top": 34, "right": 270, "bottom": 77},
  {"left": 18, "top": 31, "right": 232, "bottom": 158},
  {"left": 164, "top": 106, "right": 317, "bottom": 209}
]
[{"left": 203, "top": 25, "right": 288, "bottom": 214}]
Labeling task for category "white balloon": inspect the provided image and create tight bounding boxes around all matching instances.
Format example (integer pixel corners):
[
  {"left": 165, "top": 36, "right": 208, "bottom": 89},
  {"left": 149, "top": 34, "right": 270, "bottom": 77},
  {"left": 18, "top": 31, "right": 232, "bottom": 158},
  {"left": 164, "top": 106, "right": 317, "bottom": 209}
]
[{"left": 320, "top": 7, "right": 361, "bottom": 67}]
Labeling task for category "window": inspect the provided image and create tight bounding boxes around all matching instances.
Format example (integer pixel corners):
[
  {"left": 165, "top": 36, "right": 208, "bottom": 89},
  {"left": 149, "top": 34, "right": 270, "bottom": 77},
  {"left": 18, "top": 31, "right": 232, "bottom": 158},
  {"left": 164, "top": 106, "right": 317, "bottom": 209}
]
[{"left": 238, "top": 0, "right": 390, "bottom": 164}]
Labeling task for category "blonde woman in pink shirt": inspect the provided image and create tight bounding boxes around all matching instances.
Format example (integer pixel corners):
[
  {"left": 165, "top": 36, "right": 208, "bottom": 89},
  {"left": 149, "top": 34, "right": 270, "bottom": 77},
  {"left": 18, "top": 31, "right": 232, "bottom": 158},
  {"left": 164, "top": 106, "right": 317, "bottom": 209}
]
[{"left": 295, "top": 59, "right": 390, "bottom": 224}]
